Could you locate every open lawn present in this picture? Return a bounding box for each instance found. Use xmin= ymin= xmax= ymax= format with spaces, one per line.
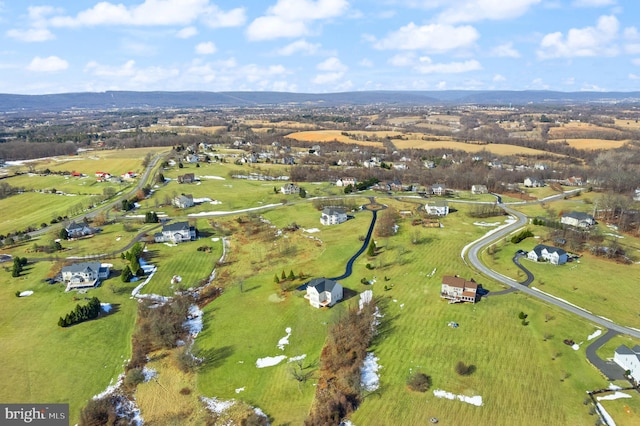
xmin=549 ymin=138 xmax=630 ymax=150
xmin=191 ymin=200 xmax=605 ymax=425
xmin=0 ymin=192 xmax=99 ymax=236
xmin=5 ymin=173 xmax=125 ymax=196
xmin=0 ymin=260 xmax=137 ymax=425
xmin=479 ymin=231 xmax=640 ymax=325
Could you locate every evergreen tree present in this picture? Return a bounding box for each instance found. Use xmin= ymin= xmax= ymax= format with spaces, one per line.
xmin=274 ymin=274 xmax=280 ymax=284
xmin=121 ymin=265 xmax=133 ymax=282
xmin=299 ymin=187 xmax=307 ymax=198
xmin=281 ymin=270 xmax=286 ymax=280
xmin=288 ymin=270 xmax=295 ymax=280
xmin=367 ymin=240 xmax=376 ymax=257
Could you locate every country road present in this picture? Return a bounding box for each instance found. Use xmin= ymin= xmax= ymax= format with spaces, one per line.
xmin=465 ymin=199 xmax=640 ymax=339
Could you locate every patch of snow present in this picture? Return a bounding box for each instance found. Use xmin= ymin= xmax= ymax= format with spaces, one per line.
xmin=164 ymin=242 xmax=177 ymax=247
xmin=184 ymin=305 xmax=203 ymax=338
xmin=400 ymin=303 xmax=405 ymax=309
xmin=209 ymin=200 xmax=222 ymax=205
xmin=461 ymin=216 xmax=518 ymax=262
xmin=142 ymin=367 xmax=157 ymax=382
xmin=433 ymin=389 xmax=483 ymax=406
xmin=597 ymin=392 xmax=632 ymax=401
xmin=200 ymin=175 xmax=226 ymax=180
xmin=604 ymin=233 xmax=624 ymax=239
xmin=93 ymin=374 xmax=124 ymax=400
xmin=572 ymin=343 xmax=580 ymax=350
xmin=596 ymin=403 xmax=617 ymax=426
xmin=304 ymin=228 xmax=320 ymax=233
xmin=235 ymin=387 xmax=245 ymax=394
xmin=588 ymin=329 xmax=602 ymax=340
xmin=277 ymin=327 xmax=292 ymax=350
xmin=256 ymin=355 xmax=287 ymax=368
xmin=361 ymin=352 xmax=381 ymax=392
xmin=101 ymin=303 xmax=112 ymax=313
xmin=359 ymin=290 xmax=373 ymax=311
xmin=19 ymin=291 xmax=33 ymax=297
xmin=201 ymin=396 xmax=235 ymax=414
xmin=193 ymin=197 xmax=211 ymax=203
xmin=473 ymin=221 xmax=500 ymax=227
xmin=211 ymin=237 xmax=220 ymax=241
xmin=609 ymin=383 xmax=623 ymax=390
xmin=101 ymin=263 xmax=113 ymax=268
xmin=288 ymin=354 xmax=307 ymax=363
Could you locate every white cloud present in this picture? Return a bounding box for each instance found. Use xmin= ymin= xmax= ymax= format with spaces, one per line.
xmin=246 ymin=0 xmax=348 ymax=41
xmin=85 ymin=59 xmax=179 ymax=84
xmin=47 ymin=0 xmax=244 ymax=28
xmin=490 ymin=42 xmax=520 ymax=58
xmin=312 ymin=72 xmax=344 ymax=84
xmin=195 ymin=41 xmax=217 ymax=55
xmin=629 ymin=73 xmax=640 ymax=80
xmin=374 ymin=22 xmax=479 ymax=53
xmin=537 ymin=15 xmax=620 ymax=59
xmin=493 ymin=73 xmax=506 ymax=82
xmin=530 ymin=77 xmax=549 ymax=89
xmin=176 ymin=26 xmax=198 ymax=39
xmin=317 ymin=57 xmax=347 ymax=72
xmin=6 ymin=28 xmax=55 ymax=42
xmin=388 ymin=52 xmax=416 ymax=67
xmin=633 ymin=58 xmax=640 ymax=66
xmin=359 ymin=58 xmax=373 ymax=67
xmin=572 ymin=0 xmax=616 ymax=7
xmin=437 ymin=0 xmax=541 ymax=24
xmin=27 ymin=55 xmax=68 ymax=72
xmin=414 ymin=57 xmax=482 ymax=74
xmin=275 ymin=39 xmax=320 ymax=56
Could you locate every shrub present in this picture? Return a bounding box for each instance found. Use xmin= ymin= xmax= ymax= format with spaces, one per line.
xmin=124 ymin=368 xmax=145 ymax=387
xmin=518 ymin=311 xmax=528 ymax=320
xmin=455 ymin=361 xmax=472 ymax=376
xmin=79 ymin=396 xmax=117 ymax=426
xmin=407 ymin=372 xmax=431 ymax=392
xmin=179 ymin=387 xmax=191 ymax=395
xmin=511 ymin=229 xmax=533 ymax=244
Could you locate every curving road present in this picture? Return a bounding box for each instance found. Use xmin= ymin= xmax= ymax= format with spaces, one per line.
xmin=465 ymin=201 xmax=640 ymax=339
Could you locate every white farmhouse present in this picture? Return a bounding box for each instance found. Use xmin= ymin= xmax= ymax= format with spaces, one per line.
xmin=305 ymin=278 xmax=343 ymax=308
xmin=62 ymin=262 xmax=110 ymax=291
xmin=320 ymin=207 xmax=347 ymax=225
xmin=425 ymin=200 xmax=449 ymax=216
xmin=561 ymin=211 xmax=596 ymax=228
xmin=527 ymin=244 xmax=568 ymax=265
xmin=471 ymin=184 xmax=488 ymax=195
xmin=614 ymin=345 xmax=640 ymax=383
xmin=280 ymin=183 xmax=300 ymax=195
xmin=154 ymin=221 xmax=197 ymax=244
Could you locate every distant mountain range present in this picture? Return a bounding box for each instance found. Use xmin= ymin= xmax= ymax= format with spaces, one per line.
xmin=2 ymin=90 xmax=640 ymax=112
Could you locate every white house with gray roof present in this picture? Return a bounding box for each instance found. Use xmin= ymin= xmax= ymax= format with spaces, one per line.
xmin=320 ymin=207 xmax=347 ymax=225
xmin=614 ymin=345 xmax=640 ymax=383
xmin=561 ymin=211 xmax=596 ymax=228
xmin=154 ymin=221 xmax=196 ymax=244
xmin=527 ymin=244 xmax=568 ymax=265
xmin=425 ymin=200 xmax=449 ymax=216
xmin=305 ymin=278 xmax=343 ymax=308
xmin=61 ymin=262 xmax=110 ymax=291
xmin=65 ymin=222 xmax=95 ymax=239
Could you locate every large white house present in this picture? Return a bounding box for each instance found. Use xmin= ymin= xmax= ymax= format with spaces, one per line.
xmin=154 ymin=221 xmax=197 ymax=244
xmin=280 ymin=183 xmax=300 ymax=195
xmin=524 ymin=177 xmax=544 ymax=187
xmin=614 ymin=345 xmax=640 ymax=383
xmin=62 ymin=262 xmax=110 ymax=291
xmin=425 ymin=200 xmax=449 ymax=216
xmin=561 ymin=211 xmax=596 ymax=228
xmin=172 ymin=194 xmax=194 ymax=209
xmin=336 ymin=177 xmax=357 ymax=187
xmin=320 ymin=207 xmax=347 ymax=225
xmin=305 ymin=278 xmax=343 ymax=308
xmin=471 ymin=184 xmax=488 ymax=195
xmin=65 ymin=222 xmax=95 ymax=239
xmin=527 ymin=244 xmax=568 ymax=265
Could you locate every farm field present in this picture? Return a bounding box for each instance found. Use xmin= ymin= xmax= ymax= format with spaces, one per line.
xmin=192 ymin=200 xmax=604 ymax=425
xmin=548 ymin=122 xmax=625 ymax=139
xmin=6 ymin=147 xmax=168 ymax=177
xmin=392 ymin=139 xmax=564 ymax=157
xmin=0 ymin=260 xmax=138 ymax=425
xmin=144 ymin=125 xmax=226 ymax=135
xmin=614 ymin=118 xmax=640 ymax=130
xmin=549 ymin=138 xmax=630 ymax=150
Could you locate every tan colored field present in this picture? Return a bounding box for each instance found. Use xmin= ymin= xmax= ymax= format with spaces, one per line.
xmin=549 ymin=138 xmax=630 ymax=150
xmin=243 ymin=119 xmax=318 ymax=130
xmin=426 ymin=114 xmax=461 ymax=123
xmin=145 ymin=125 xmax=226 ymax=135
xmin=414 ymin=122 xmax=454 ymax=132
xmin=614 ymin=118 xmax=640 ymax=130
xmin=386 ymin=116 xmax=423 ymax=125
xmin=393 ymin=139 xmax=565 ymax=156
xmin=549 ymin=122 xmax=623 ymax=139
xmin=285 ymin=130 xmax=385 ymax=146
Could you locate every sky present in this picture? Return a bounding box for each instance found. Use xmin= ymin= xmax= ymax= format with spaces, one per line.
xmin=1 ymin=0 xmax=640 ymax=94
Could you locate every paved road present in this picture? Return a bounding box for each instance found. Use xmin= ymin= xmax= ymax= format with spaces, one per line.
xmin=585 ymin=329 xmax=626 ymax=381
xmin=466 ymin=201 xmax=640 ymax=340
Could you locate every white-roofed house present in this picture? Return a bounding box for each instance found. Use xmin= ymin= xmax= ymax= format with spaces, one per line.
xmin=614 ymin=345 xmax=640 ymax=383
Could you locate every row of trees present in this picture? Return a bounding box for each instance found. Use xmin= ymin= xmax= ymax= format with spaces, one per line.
xmin=11 ymin=257 xmax=28 ymax=277
xmin=58 ymin=297 xmax=102 ymax=327
xmin=121 ymin=242 xmax=145 ymax=282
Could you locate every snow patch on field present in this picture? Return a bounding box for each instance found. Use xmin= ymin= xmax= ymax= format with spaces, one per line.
xmin=199 ymin=175 xmax=225 ymax=180
xmin=101 ymin=303 xmax=112 ymax=313
xmin=188 ymin=203 xmax=282 ymax=217
xmin=256 ymin=355 xmax=287 ymax=368
xmin=433 ymin=389 xmax=483 ymax=406
xmin=596 ymin=403 xmax=617 ymax=426
xmin=288 ymin=354 xmax=307 ymax=363
xmin=303 ymin=228 xmax=320 ymax=233
xmin=192 ymin=197 xmax=211 ymax=203
xmin=473 ymin=221 xmax=501 ymax=227
xmin=235 ymin=387 xmax=245 ymax=394
xmin=597 ymin=392 xmax=632 ymax=401
xmin=588 ymin=329 xmax=602 ymax=340
xmin=142 ymin=367 xmax=157 ymax=382
xmin=277 ymin=327 xmax=292 ymax=350
xmin=361 ymin=353 xmax=381 ymax=391
xmin=19 ymin=291 xmax=33 ymax=297
xmin=184 ymin=305 xmax=203 ymax=338
xmin=201 ymin=396 xmax=235 ymax=414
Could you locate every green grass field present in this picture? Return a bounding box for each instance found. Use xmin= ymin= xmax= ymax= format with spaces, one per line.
xmin=5 ymin=173 xmax=125 ymax=196
xmin=0 ymin=260 xmax=137 ymax=425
